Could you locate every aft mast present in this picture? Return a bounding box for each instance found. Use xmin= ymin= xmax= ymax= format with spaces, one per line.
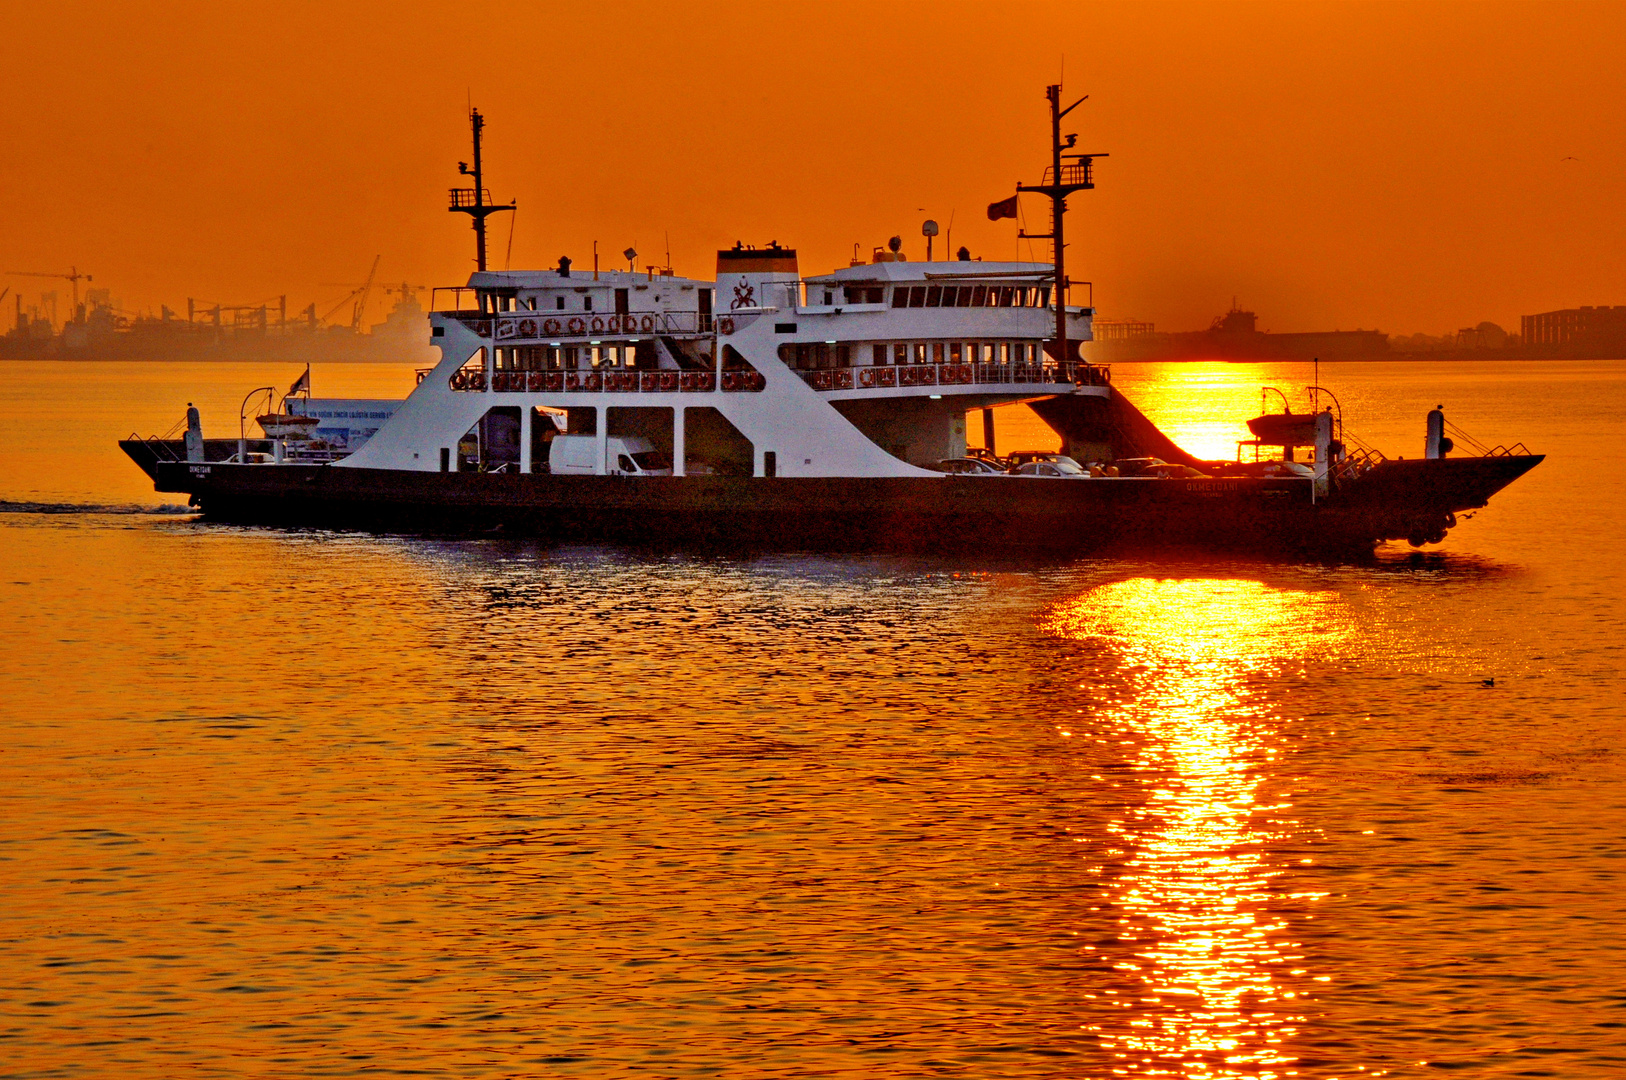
xmin=1016 ymin=85 xmax=1106 ymax=368
xmin=449 ymin=108 xmax=516 ymax=272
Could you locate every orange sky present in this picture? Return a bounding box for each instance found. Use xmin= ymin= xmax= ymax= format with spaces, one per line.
xmin=4 ymin=1 xmax=1625 ymax=335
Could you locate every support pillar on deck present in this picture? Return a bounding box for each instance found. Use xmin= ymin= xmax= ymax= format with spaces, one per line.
xmin=673 ymin=407 xmax=686 ymax=477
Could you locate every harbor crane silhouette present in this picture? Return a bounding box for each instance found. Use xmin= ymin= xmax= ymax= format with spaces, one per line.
xmin=6 ymin=267 xmax=92 ymax=315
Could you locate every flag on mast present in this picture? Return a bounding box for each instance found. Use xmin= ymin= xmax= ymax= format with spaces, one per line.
xmin=986 ymin=195 xmax=1019 ymax=221
xmin=288 ymin=365 xmax=310 ymax=397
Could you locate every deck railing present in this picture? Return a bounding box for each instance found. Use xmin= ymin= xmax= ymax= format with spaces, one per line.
xmin=798 ymin=361 xmax=1109 ymax=390
xmin=447 ymin=361 xmax=1106 ymax=395
xmin=442 ymin=310 xmax=702 ymax=341
xmin=454 ymin=369 xmax=753 ymax=394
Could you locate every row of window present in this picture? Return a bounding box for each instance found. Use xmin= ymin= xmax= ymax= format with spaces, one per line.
xmin=888 ymin=284 xmax=1050 ymax=310
xmin=475 ymin=283 xmax=1043 ymax=315
xmin=480 ymin=287 xmax=712 ymax=315
xmin=777 ymin=341 xmax=1044 ymax=371
xmin=878 ymin=341 xmax=1043 ymax=365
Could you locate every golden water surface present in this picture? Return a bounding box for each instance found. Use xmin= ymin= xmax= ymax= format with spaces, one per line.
xmin=1 ymin=359 xmax=1623 ymax=1078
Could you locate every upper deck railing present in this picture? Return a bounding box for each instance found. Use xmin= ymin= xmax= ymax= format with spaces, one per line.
xmin=434 ymin=356 xmax=1109 ymax=394
xmin=439 ymin=310 xmax=704 ymax=340
xmin=795 ymin=361 xmax=1109 ymax=391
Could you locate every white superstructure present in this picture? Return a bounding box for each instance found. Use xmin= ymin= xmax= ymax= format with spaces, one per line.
xmin=333 ymin=243 xmax=1107 ymax=480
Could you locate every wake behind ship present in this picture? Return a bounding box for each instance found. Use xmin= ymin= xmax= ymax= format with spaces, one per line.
xmin=121 ymin=95 xmax=1541 ymax=554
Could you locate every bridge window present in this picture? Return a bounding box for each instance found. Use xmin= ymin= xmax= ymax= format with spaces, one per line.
xmin=891 ymin=288 xmax=908 ymax=309
xmin=970 ymin=285 xmax=987 ymax=307
xmin=908 ymin=287 xmax=926 ymax=308
xmin=846 ymin=285 xmax=884 ymax=304
xmin=925 ymin=286 xmax=943 ymax=307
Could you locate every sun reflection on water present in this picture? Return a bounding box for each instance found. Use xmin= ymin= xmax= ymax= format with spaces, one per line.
xmin=1045 ymin=578 xmax=1349 ymax=1078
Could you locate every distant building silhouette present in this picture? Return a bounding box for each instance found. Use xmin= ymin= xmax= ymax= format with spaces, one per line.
xmin=1521 ymin=305 xmax=1626 ymax=352
xmin=1088 ymin=301 xmax=1388 ymax=361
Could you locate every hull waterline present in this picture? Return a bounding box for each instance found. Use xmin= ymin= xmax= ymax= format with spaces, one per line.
xmin=135 ymin=452 xmax=1543 ymax=555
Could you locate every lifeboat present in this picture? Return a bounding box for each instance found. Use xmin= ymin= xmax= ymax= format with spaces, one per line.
xmin=1245 ymin=410 xmax=1318 ymax=446
xmin=256 ymin=413 xmax=321 ymax=440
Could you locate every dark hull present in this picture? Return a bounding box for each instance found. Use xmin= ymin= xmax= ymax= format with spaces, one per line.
xmin=128 ymin=446 xmax=1543 ymax=554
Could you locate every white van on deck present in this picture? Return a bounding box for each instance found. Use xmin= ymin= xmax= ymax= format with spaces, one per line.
xmin=548 ymin=435 xmax=673 ymax=476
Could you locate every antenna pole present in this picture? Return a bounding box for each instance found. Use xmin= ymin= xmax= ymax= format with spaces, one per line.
xmin=1016 ymin=85 xmax=1103 ymax=378
xmin=471 ymin=110 xmax=487 ymax=271
xmin=450 ymin=107 xmax=515 ymax=273
xmin=1048 ymin=86 xmax=1067 ymax=371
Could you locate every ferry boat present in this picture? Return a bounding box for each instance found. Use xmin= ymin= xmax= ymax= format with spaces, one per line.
xmin=121 ymin=94 xmax=1542 ymax=553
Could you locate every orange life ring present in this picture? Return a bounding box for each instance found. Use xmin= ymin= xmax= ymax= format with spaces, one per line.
xmin=518 ymin=318 xmax=537 ymax=337
xmin=717 ymin=316 xmax=735 ymax=335
xmin=565 ymin=372 xmax=581 ymax=391
xmin=640 ymin=314 xmax=655 ymax=333
xmin=450 ymin=370 xmax=468 ymax=390
xmin=585 ymin=373 xmax=602 ymax=391
xmin=590 ymin=315 xmax=605 ymax=333
xmin=659 ymin=371 xmax=678 ymax=391
xmin=608 ymin=315 xmax=622 ymax=333
xmin=859 ymin=368 xmax=875 ymax=387
xmin=722 ymin=371 xmax=739 ymax=391
xmin=566 ymin=317 xmax=585 ymax=334
xmin=528 ymin=372 xmax=546 ymax=392
xmin=543 ymin=318 xmax=561 ymax=335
